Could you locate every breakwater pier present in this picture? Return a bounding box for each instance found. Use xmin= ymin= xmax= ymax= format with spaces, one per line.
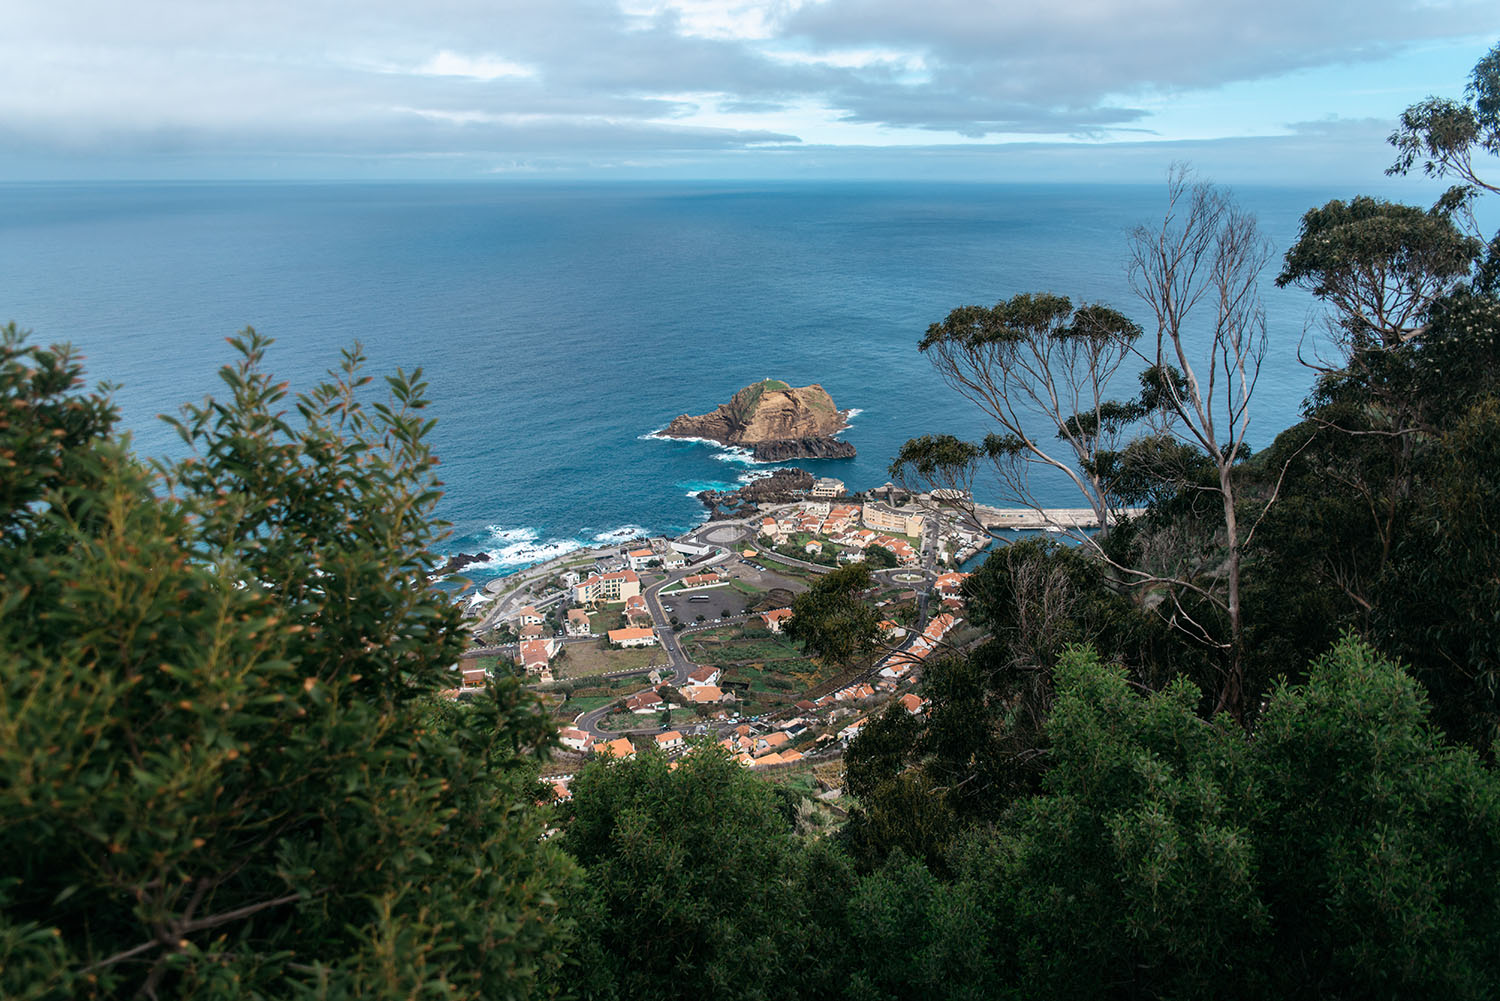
xmin=968 ymin=505 xmax=1147 ymax=531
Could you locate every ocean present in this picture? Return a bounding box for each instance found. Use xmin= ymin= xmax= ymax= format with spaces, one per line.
xmin=1 ymin=180 xmax=1379 ymax=580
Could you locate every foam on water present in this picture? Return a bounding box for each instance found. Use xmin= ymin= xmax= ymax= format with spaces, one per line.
xmin=644 ymin=430 xmax=777 ymax=468
xmin=461 ymin=526 xmax=585 ymax=570
xmin=712 ymin=445 xmax=771 ymax=466
xmin=591 ymin=524 xmax=650 ymax=545
xmin=676 ymin=479 xmax=737 ymax=493
xmin=641 ymin=431 xmax=715 ymax=445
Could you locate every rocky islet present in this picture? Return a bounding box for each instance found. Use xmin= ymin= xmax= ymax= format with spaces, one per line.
xmin=660 ymin=379 xmax=857 ymax=461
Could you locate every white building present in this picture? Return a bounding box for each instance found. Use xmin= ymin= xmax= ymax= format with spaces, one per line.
xmin=565 ymin=608 xmax=592 ymax=636
xmin=862 ymin=504 xmax=925 ymax=538
xmin=685 ymin=665 xmax=722 ymax=687
xmin=607 ymin=627 xmax=658 ymax=649
xmin=573 ymin=569 xmax=642 ymax=605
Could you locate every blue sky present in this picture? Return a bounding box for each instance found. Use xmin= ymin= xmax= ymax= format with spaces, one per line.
xmin=1 ymin=1 xmax=1496 ymax=182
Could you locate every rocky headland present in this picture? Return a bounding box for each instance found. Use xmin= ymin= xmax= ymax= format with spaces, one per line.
xmin=660 ymin=379 xmax=856 ymax=461
xmin=697 ymin=467 xmax=815 ymax=520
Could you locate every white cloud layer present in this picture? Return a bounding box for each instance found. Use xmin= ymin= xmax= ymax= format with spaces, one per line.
xmin=0 ymin=0 xmax=1496 ymax=177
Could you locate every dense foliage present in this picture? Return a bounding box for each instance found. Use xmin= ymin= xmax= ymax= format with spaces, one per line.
xmin=0 ymin=327 xmax=576 ymax=1000
xmin=566 ymin=641 xmax=1500 ymax=1001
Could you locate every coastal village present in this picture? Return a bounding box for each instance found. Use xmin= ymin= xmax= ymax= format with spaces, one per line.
xmin=443 ymin=377 xmax=1104 ymax=807
xmin=451 ymin=477 xmax=993 ymax=804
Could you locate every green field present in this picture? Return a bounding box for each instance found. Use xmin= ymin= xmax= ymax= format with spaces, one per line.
xmin=588 ymin=606 xmax=624 ymax=635
xmin=598 ymin=710 xmax=670 ymax=732
xmin=685 ymin=632 xmax=803 ymax=666
xmin=754 ymin=554 xmax=818 ymax=578
xmin=723 ymin=659 xmax=816 ymax=694
xmin=560 ymin=694 xmax=615 ymax=716
xmin=459 ymin=654 xmax=501 ymax=673
xmin=554 ymin=641 xmax=661 ymax=678
xmin=682 ymin=624 xmax=826 ymax=698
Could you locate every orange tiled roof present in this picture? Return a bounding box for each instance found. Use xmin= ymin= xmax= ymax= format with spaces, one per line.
xmin=593 ymin=737 xmax=635 ymax=758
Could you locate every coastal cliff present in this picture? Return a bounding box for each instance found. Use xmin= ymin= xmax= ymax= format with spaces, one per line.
xmin=661 ymin=379 xmax=856 ymax=461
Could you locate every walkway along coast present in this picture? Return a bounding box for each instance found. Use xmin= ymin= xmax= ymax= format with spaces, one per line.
xmin=970 ymin=505 xmax=1147 ymax=530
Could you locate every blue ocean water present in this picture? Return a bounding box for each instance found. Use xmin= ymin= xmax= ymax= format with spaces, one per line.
xmin=2 ymin=181 xmax=1363 ymax=579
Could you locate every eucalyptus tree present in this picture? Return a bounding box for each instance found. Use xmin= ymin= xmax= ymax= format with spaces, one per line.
xmin=1276 ymin=196 xmax=1481 ymax=350
xmin=895 ymin=293 xmax=1144 ymax=536
xmin=1388 ymin=40 xmax=1500 ymax=200
xmin=1387 ymin=39 xmax=1500 ymax=297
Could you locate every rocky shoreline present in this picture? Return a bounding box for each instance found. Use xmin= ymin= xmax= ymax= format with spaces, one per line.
xmin=696 ymin=467 xmax=815 ymax=520
xmin=430 ymin=551 xmax=494 ymax=578
xmin=748 ymin=436 xmax=857 ymax=461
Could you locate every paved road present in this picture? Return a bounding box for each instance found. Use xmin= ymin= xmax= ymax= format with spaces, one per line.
xmin=571 ymin=544 xmax=753 ymax=736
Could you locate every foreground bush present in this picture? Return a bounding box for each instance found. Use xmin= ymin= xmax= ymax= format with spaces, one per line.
xmin=0 ymin=326 xmax=576 ymax=1000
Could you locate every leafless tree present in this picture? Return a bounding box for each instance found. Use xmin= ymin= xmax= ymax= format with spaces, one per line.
xmin=1124 ymin=164 xmax=1274 ymax=722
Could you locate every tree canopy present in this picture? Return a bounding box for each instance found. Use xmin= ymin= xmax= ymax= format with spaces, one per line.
xmin=0 ymin=326 xmax=577 ymax=1001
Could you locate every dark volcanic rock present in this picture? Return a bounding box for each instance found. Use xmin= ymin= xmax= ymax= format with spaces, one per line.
xmin=696 ymin=467 xmax=815 ymax=520
xmin=432 ymin=552 xmax=492 ymax=577
xmin=740 ymin=467 xmax=814 ymax=498
xmin=749 ymin=437 xmax=857 ymax=462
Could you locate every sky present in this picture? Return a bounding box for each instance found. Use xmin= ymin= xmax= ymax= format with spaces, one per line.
xmin=1 ymin=0 xmax=1498 ymax=182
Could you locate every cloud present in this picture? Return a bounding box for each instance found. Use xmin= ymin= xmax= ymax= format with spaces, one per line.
xmin=1282 ymin=115 xmax=1391 ymax=137
xmin=774 ymin=0 xmax=1500 ymax=134
xmin=411 ymin=51 xmax=535 ymax=81
xmin=620 ymin=0 xmax=829 ymax=40
xmin=0 ymin=0 xmax=1496 ymax=175
xmin=761 ymin=45 xmax=926 ymax=73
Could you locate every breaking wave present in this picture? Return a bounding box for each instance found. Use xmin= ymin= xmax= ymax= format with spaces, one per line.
xmin=456 ymin=527 xmax=585 ymax=572
xmin=591 ymin=525 xmax=650 ymax=545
